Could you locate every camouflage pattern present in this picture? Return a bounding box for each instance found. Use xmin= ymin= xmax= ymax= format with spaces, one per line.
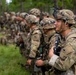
xmin=10 ymin=12 xmax=15 ymax=16
xmin=16 ymin=12 xmax=20 ymax=16
xmin=56 ymin=9 xmax=75 ymax=24
xmin=24 ymin=32 xmax=31 ymax=57
xmin=25 ymin=14 xmax=42 ymax=75
xmin=25 ymin=14 xmax=39 ymax=24
xmin=43 ymin=31 xmax=56 ymax=75
xmin=29 ymin=26 xmax=42 ymax=58
xmin=42 ymin=11 xmax=50 ymax=18
xmin=14 ymin=31 xmax=28 ymax=58
xmin=48 ymin=9 xmax=76 ymax=75
xmin=1 ymin=9 xmax=76 ymax=75
xmin=28 ymin=26 xmax=44 ymax=75
xmin=40 ymin=18 xmax=56 ymax=29
xmin=72 ymin=15 xmax=76 ymax=28
xmin=20 ymin=12 xmax=28 ymax=19
xmin=29 ymin=8 xmax=41 ymax=17
xmin=49 ymin=28 xmax=76 ymax=75
xmin=38 ymin=17 xmax=57 ymax=75
xmin=4 ymin=12 xmax=10 ymax=22
xmin=10 ymin=15 xmax=16 ymax=23
xmin=74 ymin=15 xmax=76 ymax=21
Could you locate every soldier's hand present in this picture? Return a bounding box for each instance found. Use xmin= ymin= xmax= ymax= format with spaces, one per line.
xmin=35 ymin=60 xmax=44 ymax=66
xmin=26 ymin=59 xmax=32 ymax=65
xmin=48 ymin=46 xmax=54 ymax=58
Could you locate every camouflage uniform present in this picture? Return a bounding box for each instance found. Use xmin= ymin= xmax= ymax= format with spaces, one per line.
xmin=42 ymin=11 xmax=50 ymax=19
xmin=19 ymin=12 xmax=28 ymax=32
xmin=26 ymin=15 xmax=43 ymax=75
xmin=2 ymin=12 xmax=10 ymax=30
xmin=29 ymin=8 xmax=41 ymax=22
xmin=49 ymin=9 xmax=76 ymax=75
xmin=29 ymin=8 xmax=41 ymax=17
xmin=14 ymin=12 xmax=29 ymax=58
xmin=9 ymin=12 xmax=16 ymax=24
xmin=39 ymin=17 xmax=57 ymax=75
xmin=40 ymin=17 xmax=56 ymax=48
xmin=71 ymin=15 xmax=76 ymax=28
xmin=29 ymin=27 xmax=42 ymax=58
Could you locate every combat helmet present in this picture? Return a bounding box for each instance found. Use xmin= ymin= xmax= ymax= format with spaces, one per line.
xmin=42 ymin=11 xmax=49 ymax=17
xmin=4 ymin=12 xmax=10 ymax=17
xmin=40 ymin=18 xmax=56 ymax=29
xmin=16 ymin=12 xmax=20 ymax=16
xmin=10 ymin=12 xmax=15 ymax=16
xmin=20 ymin=12 xmax=28 ymax=18
xmin=29 ymin=8 xmax=41 ymax=17
xmin=25 ymin=14 xmax=39 ymax=24
xmin=55 ymin=9 xmax=75 ymax=24
xmin=74 ymin=15 xmax=76 ymax=21
xmin=4 ymin=12 xmax=8 ymax=15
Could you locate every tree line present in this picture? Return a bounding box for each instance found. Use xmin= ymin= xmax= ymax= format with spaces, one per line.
xmin=0 ymin=0 xmax=76 ymax=14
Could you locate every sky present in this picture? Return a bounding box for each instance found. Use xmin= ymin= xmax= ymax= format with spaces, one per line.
xmin=6 ymin=0 xmax=12 ymax=3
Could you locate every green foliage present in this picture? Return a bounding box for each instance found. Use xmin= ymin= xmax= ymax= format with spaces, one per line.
xmin=0 ymin=45 xmax=30 ymax=75
xmin=0 ymin=0 xmax=6 ymax=14
xmin=1 ymin=0 xmax=76 ymax=13
xmin=8 ymin=0 xmax=75 ymax=12
xmin=63 ymin=0 xmax=73 ymax=9
xmin=8 ymin=0 xmax=54 ymax=12
xmin=58 ymin=0 xmax=63 ymax=8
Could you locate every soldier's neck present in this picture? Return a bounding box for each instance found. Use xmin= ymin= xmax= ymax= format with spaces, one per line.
xmin=61 ymin=29 xmax=71 ymax=38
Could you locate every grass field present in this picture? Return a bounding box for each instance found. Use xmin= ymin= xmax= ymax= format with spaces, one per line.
xmin=0 ymin=44 xmax=30 ymax=75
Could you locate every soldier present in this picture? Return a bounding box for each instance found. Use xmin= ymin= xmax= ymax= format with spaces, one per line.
xmin=9 ymin=12 xmax=16 ymax=24
xmin=25 ymin=14 xmax=43 ymax=75
xmin=14 ymin=12 xmax=30 ymax=57
xmin=47 ymin=9 xmax=76 ymax=75
xmin=35 ymin=17 xmax=57 ymax=75
xmin=4 ymin=12 xmax=10 ymax=21
xmin=40 ymin=17 xmax=56 ymax=49
xmin=29 ymin=8 xmax=41 ymax=22
xmin=3 ymin=12 xmax=10 ymax=29
xmin=7 ymin=12 xmax=16 ymax=36
xmin=42 ymin=11 xmax=50 ymax=19
xmin=19 ymin=12 xmax=28 ymax=32
xmin=20 ymin=12 xmax=28 ymax=19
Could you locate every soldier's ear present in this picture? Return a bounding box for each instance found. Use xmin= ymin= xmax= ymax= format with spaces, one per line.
xmin=65 ymin=22 xmax=69 ymax=27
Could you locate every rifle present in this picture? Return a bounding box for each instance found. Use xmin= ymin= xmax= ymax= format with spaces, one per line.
xmin=54 ymin=33 xmax=61 ymax=56
xmin=35 ymin=42 xmax=50 ymax=75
